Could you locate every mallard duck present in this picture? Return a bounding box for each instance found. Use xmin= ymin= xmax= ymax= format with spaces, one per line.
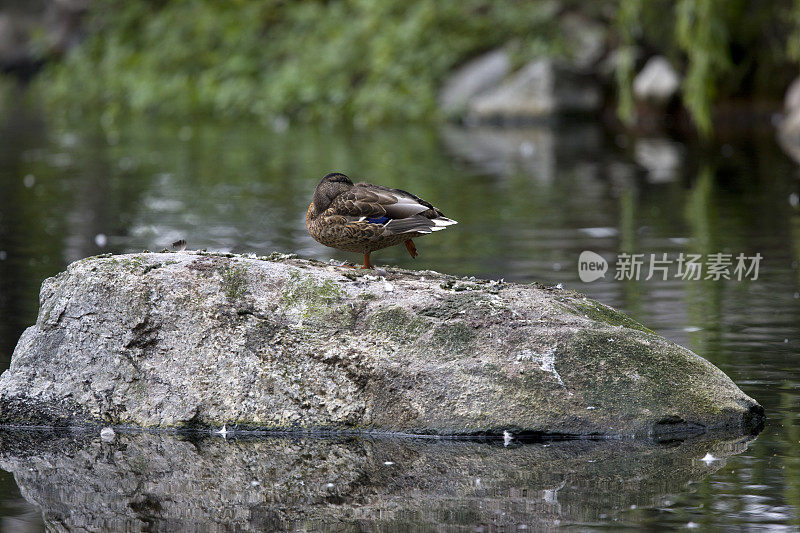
xmin=306 ymin=172 xmax=457 ymax=269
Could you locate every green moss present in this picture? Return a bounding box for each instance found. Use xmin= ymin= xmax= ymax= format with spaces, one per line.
xmin=75 ymin=253 xmax=112 ymax=266
xmin=368 ymin=306 xmax=427 ymax=343
xmin=439 ymin=279 xmax=484 ymax=292
xmin=123 ymin=255 xmax=146 ymax=271
xmin=431 ymin=321 xmax=475 ymax=357
xmin=281 ymin=270 xmax=347 ymax=326
xmin=263 ymin=252 xmax=299 ymax=262
xmin=221 ymin=265 xmax=248 ymax=301
xmin=128 ymin=380 xmax=147 ymax=404
xmin=282 ymin=270 xmax=343 ymax=306
xmin=93 ymin=254 xmax=179 ymax=275
xmin=419 ymin=292 xmax=491 ymax=320
xmin=341 ymin=270 xmax=365 ymax=281
xmin=571 ymin=299 xmax=654 ymax=334
xmin=561 ymin=329 xmax=723 ymax=418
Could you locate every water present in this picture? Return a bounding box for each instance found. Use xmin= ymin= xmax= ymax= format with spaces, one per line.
xmin=0 ymin=102 xmax=798 ymax=530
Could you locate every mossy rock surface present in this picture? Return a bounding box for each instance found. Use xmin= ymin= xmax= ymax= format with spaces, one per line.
xmin=0 ymin=252 xmax=763 ymax=438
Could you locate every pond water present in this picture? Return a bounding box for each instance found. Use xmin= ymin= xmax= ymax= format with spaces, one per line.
xmin=0 ymin=101 xmax=798 ymax=530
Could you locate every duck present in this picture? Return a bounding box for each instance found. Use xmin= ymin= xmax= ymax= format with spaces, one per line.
xmin=306 ymin=172 xmax=457 ymax=269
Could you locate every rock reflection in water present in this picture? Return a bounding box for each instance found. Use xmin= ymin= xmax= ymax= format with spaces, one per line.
xmin=0 ymin=430 xmax=754 ymax=530
xmin=441 ymin=123 xmax=603 ymax=182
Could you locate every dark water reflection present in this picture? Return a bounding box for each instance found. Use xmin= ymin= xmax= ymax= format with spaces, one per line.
xmin=0 ymin=431 xmax=756 ymax=531
xmin=0 ymin=104 xmax=799 ymax=529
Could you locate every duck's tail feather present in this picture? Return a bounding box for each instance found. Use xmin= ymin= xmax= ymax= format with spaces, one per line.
xmin=385 ymin=215 xmax=458 ymax=235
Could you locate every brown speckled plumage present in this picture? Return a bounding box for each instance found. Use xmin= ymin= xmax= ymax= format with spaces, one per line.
xmin=306 ymin=172 xmax=457 ymax=268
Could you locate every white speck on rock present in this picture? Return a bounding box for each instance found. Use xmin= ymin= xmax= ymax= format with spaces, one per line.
xmin=515 ymin=348 xmax=564 ymax=386
xmin=503 ymin=430 xmax=513 ymax=446
xmin=100 ymin=427 xmax=115 ymax=441
xmin=383 ymin=461 xmax=395 ymax=466
xmin=215 ymin=425 xmax=229 ymax=438
xmin=700 ymin=453 xmax=717 ymax=465
xmin=586 ymin=406 xmax=596 ymax=410
xmin=542 ymin=478 xmax=566 ymax=504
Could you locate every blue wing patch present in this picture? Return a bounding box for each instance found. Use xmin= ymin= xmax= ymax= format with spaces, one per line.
xmin=366 ymin=216 xmax=391 ymax=224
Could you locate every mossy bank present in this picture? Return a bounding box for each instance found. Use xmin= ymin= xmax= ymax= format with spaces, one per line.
xmin=0 ymin=252 xmax=763 ymax=438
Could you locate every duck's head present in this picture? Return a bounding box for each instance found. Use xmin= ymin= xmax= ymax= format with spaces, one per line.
xmin=311 ymin=172 xmax=353 ymax=214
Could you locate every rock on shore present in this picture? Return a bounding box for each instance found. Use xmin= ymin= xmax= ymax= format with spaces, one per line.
xmin=0 ymin=252 xmax=763 ymax=437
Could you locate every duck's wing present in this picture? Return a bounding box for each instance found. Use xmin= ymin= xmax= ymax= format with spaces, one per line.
xmin=327 ymin=183 xmax=457 ymax=235
xmin=328 ymin=184 xmax=425 ymax=217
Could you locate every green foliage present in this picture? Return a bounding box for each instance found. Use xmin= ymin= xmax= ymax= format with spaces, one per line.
xmin=788 ymin=0 xmax=800 ymax=62
xmin=34 ymin=0 xmax=558 ymax=128
xmin=614 ymin=0 xmax=796 ymax=136
xmin=675 ymin=0 xmax=730 ymax=137
xmin=614 ymin=0 xmax=642 ymax=126
xmin=0 ymin=75 xmax=16 ymax=115
xmin=27 ymin=0 xmax=800 ymax=135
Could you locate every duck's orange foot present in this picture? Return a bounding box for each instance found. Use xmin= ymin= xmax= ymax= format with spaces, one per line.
xmin=405 ymin=239 xmax=418 ymax=259
xmin=361 ymin=253 xmax=373 ymax=269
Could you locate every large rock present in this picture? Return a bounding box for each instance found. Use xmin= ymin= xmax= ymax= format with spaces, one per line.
xmin=777 ymin=113 xmax=800 ymax=164
xmin=560 ymin=12 xmax=607 ymax=70
xmin=0 ymin=430 xmax=755 ymax=530
xmin=438 ymin=12 xmax=606 ymax=121
xmin=778 ymin=76 xmax=800 ymax=164
xmin=438 ymin=49 xmax=510 ymax=117
xmin=784 ymin=76 xmax=800 ymax=114
xmin=0 ymin=1 xmax=86 ymax=75
xmin=468 ymin=59 xmax=602 ymax=122
xmin=0 ymin=13 xmax=28 ymax=67
xmin=0 ymin=252 xmax=763 ymax=437
xmin=633 ymin=56 xmax=681 ymax=105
